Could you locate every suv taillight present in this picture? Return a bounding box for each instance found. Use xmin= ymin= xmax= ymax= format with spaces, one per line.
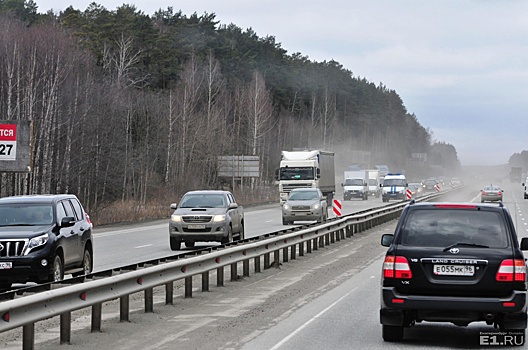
xmin=383 ymin=256 xmax=412 ymax=279
xmin=496 ymin=259 xmax=526 ymax=282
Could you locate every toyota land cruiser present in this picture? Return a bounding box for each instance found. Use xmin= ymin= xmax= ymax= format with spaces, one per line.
xmin=380 ymin=201 xmax=528 ymax=342
xmin=0 ymin=194 xmax=94 ymax=291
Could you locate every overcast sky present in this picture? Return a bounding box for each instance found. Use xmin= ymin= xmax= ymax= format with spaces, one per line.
xmin=35 ymin=0 xmax=528 ymax=166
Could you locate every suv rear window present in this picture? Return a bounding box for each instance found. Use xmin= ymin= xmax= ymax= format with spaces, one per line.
xmin=400 ymin=208 xmax=508 ymax=248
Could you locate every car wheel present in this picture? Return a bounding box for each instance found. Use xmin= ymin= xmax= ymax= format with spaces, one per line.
xmin=73 ymin=248 xmax=93 ymax=277
xmin=382 ymin=325 xmax=404 ymax=341
xmin=184 ymin=241 xmax=195 ymax=248
xmin=238 ymin=224 xmax=245 ymax=240
xmin=48 ymin=255 xmax=64 ymax=283
xmin=170 ymin=237 xmax=181 ymax=250
xmin=221 ymin=227 xmax=233 ymax=244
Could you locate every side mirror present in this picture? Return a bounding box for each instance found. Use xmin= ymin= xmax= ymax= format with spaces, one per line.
xmin=229 ymin=202 xmax=238 ymax=209
xmin=381 ymin=234 xmax=394 ymax=247
xmin=520 ymin=237 xmax=528 ymax=251
xmin=60 ymin=216 xmax=76 ymax=228
xmin=170 ymin=203 xmax=177 ymax=209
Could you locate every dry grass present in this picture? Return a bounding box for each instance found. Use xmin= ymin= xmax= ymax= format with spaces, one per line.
xmin=90 ymin=186 xmax=278 ymax=227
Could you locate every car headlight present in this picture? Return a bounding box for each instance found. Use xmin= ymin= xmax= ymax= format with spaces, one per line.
xmin=171 ymin=215 xmax=182 ymax=223
xmin=213 ymin=214 xmax=226 ymax=222
xmin=283 ymin=203 xmax=291 ymax=210
xmin=25 ymin=233 xmax=49 ymax=254
xmin=312 ymin=203 xmax=321 ymax=210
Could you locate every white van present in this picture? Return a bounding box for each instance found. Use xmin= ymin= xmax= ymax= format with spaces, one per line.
xmin=523 ymin=177 xmax=528 ymax=199
xmin=380 ymin=173 xmax=408 ymax=202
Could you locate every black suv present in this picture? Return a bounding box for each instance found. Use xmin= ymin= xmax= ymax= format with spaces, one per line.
xmin=0 ymin=194 xmax=93 ymax=291
xmin=380 ymin=201 xmax=528 ymax=342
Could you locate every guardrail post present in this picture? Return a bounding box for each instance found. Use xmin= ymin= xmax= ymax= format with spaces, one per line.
xmin=120 ymin=295 xmax=129 ymax=322
xmin=217 ymin=266 xmax=224 ymax=286
xmin=264 ymin=252 xmax=270 ymax=269
xmin=291 ymin=244 xmax=296 ymax=260
xmin=60 ymin=312 xmax=71 ymax=344
xmin=330 ymin=231 xmax=335 ymax=244
xmin=299 ymin=242 xmax=305 ymax=256
xmin=185 ymin=276 xmax=193 ymax=298
xmin=202 ymin=271 xmax=209 ymax=292
xmin=92 ymin=303 xmax=102 ymax=332
xmin=22 ymin=323 xmax=34 ymax=350
xmin=165 ymin=282 xmax=174 ymax=304
xmin=145 ymin=288 xmax=154 ymax=312
xmin=312 ymin=237 xmax=318 ymax=251
xmin=282 ymin=247 xmax=289 ymax=263
xmin=243 ymin=259 xmax=250 ymax=277
xmin=319 ymin=236 xmax=325 ymax=248
xmin=231 ymin=262 xmax=238 ymax=281
xmin=254 ymin=256 xmax=261 ymax=273
xmin=274 ymin=250 xmax=280 ymax=265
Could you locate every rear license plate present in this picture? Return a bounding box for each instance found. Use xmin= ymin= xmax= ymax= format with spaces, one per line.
xmin=187 ymin=224 xmax=206 ymax=229
xmin=0 ymin=262 xmax=13 ymax=270
xmin=434 ymin=264 xmax=474 ymax=276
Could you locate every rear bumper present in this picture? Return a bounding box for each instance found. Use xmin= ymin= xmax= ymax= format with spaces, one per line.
xmin=380 ymin=287 xmax=527 ymax=328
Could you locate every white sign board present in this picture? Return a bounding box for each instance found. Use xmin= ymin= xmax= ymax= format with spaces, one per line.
xmin=0 ymin=124 xmax=17 ymax=161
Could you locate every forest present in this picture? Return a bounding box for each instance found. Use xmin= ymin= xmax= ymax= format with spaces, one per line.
xmin=0 ymin=0 xmax=461 ymax=225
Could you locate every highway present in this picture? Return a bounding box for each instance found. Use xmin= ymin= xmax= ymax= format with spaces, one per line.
xmin=1 ymin=179 xmax=527 ymax=349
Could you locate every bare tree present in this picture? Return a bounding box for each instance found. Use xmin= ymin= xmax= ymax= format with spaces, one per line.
xmin=243 ymin=71 xmax=275 ymax=156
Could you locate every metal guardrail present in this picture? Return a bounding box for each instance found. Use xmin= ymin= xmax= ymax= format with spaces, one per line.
xmin=0 ymin=191 xmax=449 ymax=349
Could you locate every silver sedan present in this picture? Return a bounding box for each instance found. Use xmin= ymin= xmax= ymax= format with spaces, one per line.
xmin=480 ymin=185 xmax=503 ymax=202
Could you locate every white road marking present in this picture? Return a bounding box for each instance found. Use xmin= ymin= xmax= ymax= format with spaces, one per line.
xmin=269 ymin=287 xmax=358 ymax=350
xmin=135 ymin=244 xmax=153 ymax=249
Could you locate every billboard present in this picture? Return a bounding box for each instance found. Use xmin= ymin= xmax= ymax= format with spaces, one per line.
xmin=0 ymin=120 xmax=32 ymax=173
xmin=217 ymin=155 xmax=260 ymax=178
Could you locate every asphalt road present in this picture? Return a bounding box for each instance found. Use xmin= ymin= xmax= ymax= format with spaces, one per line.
xmin=1 ymin=179 xmax=526 ymax=350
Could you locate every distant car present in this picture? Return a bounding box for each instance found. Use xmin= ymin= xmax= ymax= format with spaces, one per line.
xmin=422 ymin=178 xmax=438 ymax=192
xmin=450 ymin=178 xmax=462 ymax=187
xmin=481 ymin=185 xmax=503 ymax=202
xmin=0 ymin=194 xmax=94 ymax=291
xmin=380 ymin=201 xmax=528 ymax=342
xmin=282 ymin=188 xmax=328 ymax=225
xmin=407 ymin=183 xmax=423 ymax=197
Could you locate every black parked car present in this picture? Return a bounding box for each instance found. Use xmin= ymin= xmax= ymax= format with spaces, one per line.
xmin=0 ymin=194 xmax=94 ymax=291
xmin=380 ymin=201 xmax=527 ymax=342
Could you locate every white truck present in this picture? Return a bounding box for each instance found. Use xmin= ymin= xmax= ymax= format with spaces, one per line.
xmin=342 ymin=170 xmax=368 ymax=200
xmin=275 ymin=150 xmax=336 ymax=205
xmin=366 ymin=169 xmax=381 ymax=198
xmin=380 ymin=173 xmax=408 ymax=202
